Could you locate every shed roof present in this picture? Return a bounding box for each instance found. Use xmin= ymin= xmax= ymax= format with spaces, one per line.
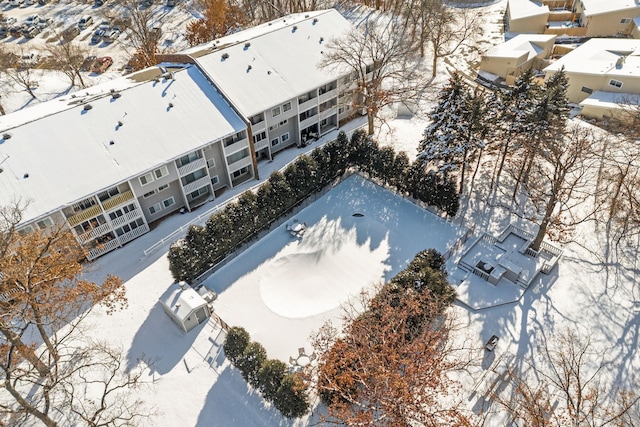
xmin=160 ymin=283 xmax=209 ymax=321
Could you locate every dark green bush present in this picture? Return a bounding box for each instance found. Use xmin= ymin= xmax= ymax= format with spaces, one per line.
xmin=223 ymin=326 xmax=250 ymax=365
xmin=273 ymin=373 xmax=310 ymax=418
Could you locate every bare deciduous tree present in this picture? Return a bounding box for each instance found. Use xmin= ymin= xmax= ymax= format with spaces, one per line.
xmin=320 ymin=18 xmax=424 ymax=135
xmin=0 ymin=204 xmax=153 ymax=426
xmin=45 ymin=40 xmax=90 ymax=89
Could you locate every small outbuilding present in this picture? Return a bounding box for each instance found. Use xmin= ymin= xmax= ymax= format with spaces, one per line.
xmin=160 ymin=282 xmax=212 ymax=333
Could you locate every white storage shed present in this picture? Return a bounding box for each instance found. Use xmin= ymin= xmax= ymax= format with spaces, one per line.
xmin=160 ymin=282 xmax=212 ymax=333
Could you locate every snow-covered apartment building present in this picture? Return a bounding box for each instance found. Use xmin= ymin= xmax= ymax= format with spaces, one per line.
xmin=0 ymin=9 xmax=362 ymax=260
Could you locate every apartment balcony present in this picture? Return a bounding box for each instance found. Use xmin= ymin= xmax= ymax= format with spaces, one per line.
xmin=77 ymin=222 xmax=113 ymax=244
xmin=182 ymin=176 xmax=210 ymax=194
xmin=110 ymin=208 xmax=143 ymax=228
xmin=319 ymin=88 xmax=338 ymax=104
xmin=298 ymin=97 xmax=318 ymax=112
xmin=86 ymin=239 xmax=120 ymax=261
xmin=300 ymin=115 xmax=319 ymax=129
xmin=118 ymin=223 xmax=150 ymax=245
xmin=223 ymin=138 xmax=250 ymax=155
xmin=251 ymin=120 xmax=266 ymax=133
xmin=102 ymin=190 xmax=134 ymax=211
xmin=67 ymin=205 xmax=103 ymax=227
xmin=227 ymin=156 xmax=253 ymax=173
xmin=178 ymin=157 xmax=207 ymax=177
xmin=254 ymin=138 xmax=270 ymax=151
xmin=319 ymin=107 xmax=337 ymax=121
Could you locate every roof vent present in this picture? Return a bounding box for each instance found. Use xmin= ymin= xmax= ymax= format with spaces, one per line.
xmin=221 ymin=52 xmax=229 ymax=60
xmin=319 ymin=37 xmax=324 ymax=43
xmin=109 ymin=140 xmax=115 ymax=145
xmin=616 ymin=56 xmax=625 ymax=68
xmin=313 ymin=18 xmax=318 ymax=24
xmin=244 ymin=42 xmax=250 ymax=49
xmin=83 ymin=104 xmax=93 ymax=111
xmin=292 ymin=25 xmax=298 ymax=32
xmin=267 ymin=70 xmax=271 ymax=75
xmin=305 ymin=14 xmax=309 ymax=18
xmin=168 ymin=102 xmax=174 ymax=109
xmin=111 ymin=92 xmax=121 ymax=99
xmin=247 ymin=65 xmax=252 ymax=72
xmin=117 ymin=121 xmax=123 ymax=127
xmin=23 ymin=173 xmax=29 ymax=179
xmin=2 ymin=133 xmax=11 ymax=140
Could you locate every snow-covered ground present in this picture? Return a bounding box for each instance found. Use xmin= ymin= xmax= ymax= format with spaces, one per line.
xmin=10 ymin=2 xmax=639 ymax=426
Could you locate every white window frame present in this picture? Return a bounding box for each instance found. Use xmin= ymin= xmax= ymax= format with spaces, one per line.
xmin=620 ymin=18 xmax=632 ymax=24
xmin=162 ymin=197 xmax=175 ymax=208
xmin=207 ymin=158 xmax=215 ymax=168
xmin=158 ymin=183 xmax=170 ymax=192
xmin=609 ymin=79 xmax=623 ymax=88
xmin=269 ymin=123 xmax=279 ymax=131
xmin=211 ymin=175 xmax=219 ymax=185
xmin=36 ymin=217 xmax=53 ymax=229
xmin=139 ymin=172 xmax=154 ymax=186
xmin=18 ymin=225 xmax=34 ymax=235
xmin=154 ymin=165 xmax=169 ymax=179
xmin=270 ymin=137 xmax=280 ymax=147
xmin=281 ymin=132 xmax=290 ymax=143
xmin=148 ymin=203 xmax=162 ymax=215
xmin=272 ymin=106 xmax=281 ymax=117
xmin=143 ymin=189 xmax=156 ymax=198
xmin=279 ymin=119 xmax=288 ymax=126
xmin=282 ymin=101 xmax=292 ymax=112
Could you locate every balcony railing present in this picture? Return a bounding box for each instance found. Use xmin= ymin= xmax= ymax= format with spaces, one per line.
xmin=178 ymin=157 xmax=206 ymax=177
xmin=77 ymin=222 xmax=113 ymax=244
xmin=102 ymin=190 xmax=134 ymax=211
xmin=118 ymin=223 xmax=150 ymax=245
xmin=67 ymin=205 xmax=103 ymax=227
xmin=86 ymin=239 xmax=120 ymax=261
xmin=300 ymin=115 xmax=318 ymax=129
xmin=182 ymin=176 xmax=210 ymax=194
xmin=298 ymin=97 xmax=317 ymax=112
xmin=254 ymin=138 xmax=269 ymax=151
xmin=319 ymin=88 xmax=338 ymax=104
xmin=223 ymin=138 xmax=249 ymax=155
xmin=227 ymin=156 xmax=253 ymax=173
xmin=110 ymin=208 xmax=143 ymax=228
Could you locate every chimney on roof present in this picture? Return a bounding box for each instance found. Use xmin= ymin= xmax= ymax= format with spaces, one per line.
xmin=292 ymin=25 xmax=298 ymax=32
xmin=313 ymin=18 xmax=318 ymax=24
xmin=244 ymin=42 xmax=250 ymax=50
xmin=221 ymin=52 xmax=229 ymax=60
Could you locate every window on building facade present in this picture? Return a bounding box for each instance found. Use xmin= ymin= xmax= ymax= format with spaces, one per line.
xmin=271 ymin=137 xmax=279 ymax=147
xmin=162 ymin=197 xmax=175 ymax=208
xmin=139 ymin=172 xmax=154 ymax=186
xmin=211 ymin=175 xmax=219 ymax=185
xmin=154 ymin=166 xmax=169 ymax=179
xmin=18 ymin=225 xmax=34 ymax=235
xmin=188 ymin=187 xmax=207 ymax=200
xmin=143 ymin=190 xmax=156 ymax=198
xmin=272 ymin=106 xmax=281 ymax=117
xmin=609 ymin=79 xmax=623 ymax=88
xmin=269 ymin=123 xmax=279 ymax=131
xmin=72 ymin=198 xmax=96 ymax=212
xmin=281 ymin=132 xmax=290 ymax=143
xmin=279 ymin=119 xmax=288 ymax=126
xmin=232 ymin=166 xmax=249 ymax=179
xmin=620 ymin=18 xmax=632 ymax=24
xmin=149 ymin=203 xmax=162 ymax=215
xmin=158 ymin=184 xmax=169 ymax=192
xmin=98 ymin=186 xmax=120 ymax=202
xmin=36 ymin=217 xmax=54 ymax=230
xmin=581 ymin=86 xmax=593 ymax=94
xmin=283 ymin=101 xmax=292 ymax=112
xmin=250 ymin=113 xmax=264 ymax=125
xmin=177 ymin=151 xmax=200 ymax=168
xmin=207 ymin=158 xmax=215 ymax=168
xmin=253 ymin=131 xmax=266 ymax=143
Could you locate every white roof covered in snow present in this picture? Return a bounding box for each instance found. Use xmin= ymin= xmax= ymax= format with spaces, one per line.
xmin=0 ymin=65 xmax=246 ymax=224
xmin=544 ymin=38 xmax=640 ymax=77
xmin=160 ymin=283 xmax=208 ymax=321
xmin=186 ymin=9 xmax=353 ymax=117
xmin=581 ymin=0 xmax=640 ymax=16
xmin=484 ymin=34 xmax=556 ymax=60
xmin=507 ymin=0 xmax=549 ymax=20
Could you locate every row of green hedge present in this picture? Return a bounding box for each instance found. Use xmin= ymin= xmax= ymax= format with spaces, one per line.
xmin=168 ymin=130 xmax=460 ymax=283
xmin=223 ymin=326 xmax=309 ymax=418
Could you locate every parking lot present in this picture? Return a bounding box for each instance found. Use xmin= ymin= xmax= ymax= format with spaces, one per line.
xmin=0 ymin=0 xmax=193 ymax=73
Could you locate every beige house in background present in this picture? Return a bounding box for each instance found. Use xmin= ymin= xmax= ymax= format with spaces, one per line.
xmin=579 ymin=91 xmax=640 ymax=121
xmin=479 ymin=34 xmax=556 ymax=84
xmin=544 ymin=38 xmax=640 ymax=120
xmin=505 ymin=0 xmax=640 ymax=37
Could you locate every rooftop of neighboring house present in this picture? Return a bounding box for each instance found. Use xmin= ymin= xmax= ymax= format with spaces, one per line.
xmin=579 ymin=89 xmax=640 ymax=108
xmin=580 ymin=0 xmax=640 ymax=17
xmin=182 ymin=9 xmax=353 ymax=118
xmin=507 ymin=0 xmax=550 ymax=21
xmin=544 ymin=38 xmax=640 ymax=77
xmin=0 ymin=65 xmax=246 ymax=225
xmin=484 ymin=34 xmax=556 ymax=60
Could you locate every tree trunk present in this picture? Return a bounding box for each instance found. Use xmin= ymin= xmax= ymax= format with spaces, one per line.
xmin=470 ymin=147 xmax=484 ymax=189
xmin=367 ymin=111 xmax=375 ymax=135
xmin=511 ymin=154 xmax=528 ymax=201
xmin=0 ymin=327 xmax=50 ymax=377
xmin=531 ymin=180 xmax=561 ymax=252
xmin=431 ymin=50 xmax=438 ymax=78
xmin=0 ymin=101 xmax=5 ymax=115
xmin=492 ymin=134 xmax=512 ymax=191
xmin=4 ymin=380 xmax=58 ymax=427
xmin=459 ymin=148 xmax=468 ymax=193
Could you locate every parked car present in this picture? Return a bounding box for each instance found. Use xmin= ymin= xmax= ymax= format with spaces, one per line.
xmin=485 ymin=335 xmax=499 ymax=352
xmin=22 ymin=25 xmax=40 ymax=38
xmin=80 ymin=55 xmax=97 ymax=72
xmin=90 ymin=56 xmax=112 ymax=73
xmin=102 ymin=27 xmax=120 ymax=43
xmin=24 ymin=15 xmax=41 ymax=26
xmin=77 ymin=15 xmax=93 ymax=29
xmin=9 ymin=25 xmax=24 ymax=38
xmin=8 ymin=0 xmax=25 ymax=7
xmin=0 ymin=26 xmax=9 ymax=38
xmin=91 ymin=28 xmax=105 ymax=44
xmin=0 ymin=16 xmax=18 ymax=26
xmin=61 ymin=26 xmax=80 ymax=42
xmin=98 ymin=20 xmax=110 ymax=30
xmin=37 ymin=0 xmax=49 ymax=5
xmin=37 ymin=18 xmax=52 ymax=28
